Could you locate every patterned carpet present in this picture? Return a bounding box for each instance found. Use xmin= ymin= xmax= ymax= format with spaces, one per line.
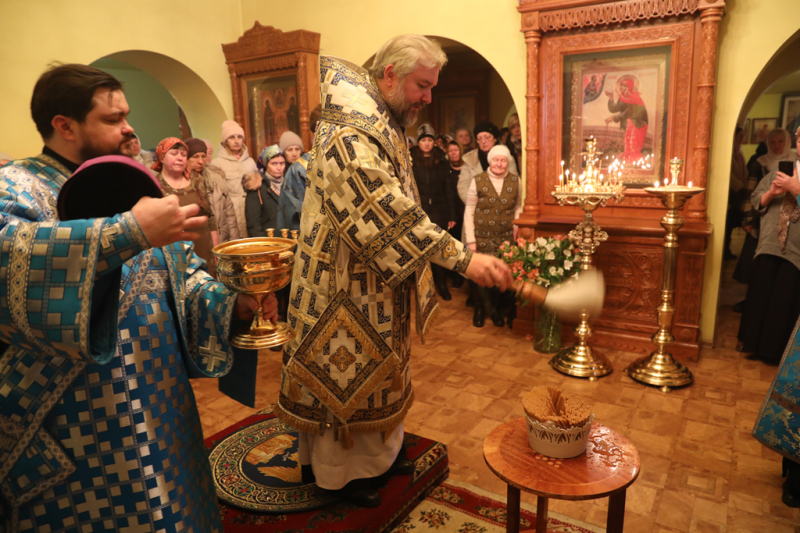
xmin=205 ymin=410 xmax=449 ymax=532
xmin=392 ymin=480 xmax=603 ymax=533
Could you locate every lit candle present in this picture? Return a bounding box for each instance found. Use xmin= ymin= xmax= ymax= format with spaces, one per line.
xmin=654 ymin=181 xmax=659 ymax=188
xmin=688 ymin=181 xmax=693 ymax=188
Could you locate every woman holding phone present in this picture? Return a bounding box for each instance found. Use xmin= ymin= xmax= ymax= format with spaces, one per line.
xmin=737 ymin=147 xmax=800 ymax=365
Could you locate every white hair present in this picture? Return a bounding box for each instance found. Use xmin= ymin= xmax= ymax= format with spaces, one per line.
xmin=369 ymin=34 xmax=447 ymax=81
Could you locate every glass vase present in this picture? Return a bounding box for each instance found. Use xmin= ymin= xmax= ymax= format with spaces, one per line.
xmin=534 ymin=308 xmax=561 ymax=354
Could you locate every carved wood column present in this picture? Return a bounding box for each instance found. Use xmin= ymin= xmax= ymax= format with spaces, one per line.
xmin=296 ymin=52 xmax=311 ymax=150
xmin=687 ymin=4 xmax=725 ymax=219
xmin=519 ymin=13 xmax=542 ymax=239
xmin=228 ymin=63 xmax=243 ymax=126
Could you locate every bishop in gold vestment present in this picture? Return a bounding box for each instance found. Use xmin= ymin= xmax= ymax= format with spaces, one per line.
xmin=275 ymin=55 xmax=474 ymax=490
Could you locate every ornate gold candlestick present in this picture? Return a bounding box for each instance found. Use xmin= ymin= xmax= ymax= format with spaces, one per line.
xmin=550 ymin=138 xmax=625 ymax=379
xmin=213 ymin=229 xmax=299 ymax=349
xmin=625 ymin=159 xmax=701 ymax=391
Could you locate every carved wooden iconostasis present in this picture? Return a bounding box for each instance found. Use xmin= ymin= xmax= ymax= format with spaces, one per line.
xmin=222 ymin=23 xmax=321 ymax=160
xmin=515 ymin=0 xmax=725 ymax=361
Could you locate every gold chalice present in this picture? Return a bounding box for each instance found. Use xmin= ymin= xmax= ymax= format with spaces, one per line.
xmin=213 ymin=231 xmax=297 ymax=349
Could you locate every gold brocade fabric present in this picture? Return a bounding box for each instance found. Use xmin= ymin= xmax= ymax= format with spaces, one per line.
xmin=274 ymin=57 xmax=473 ymax=445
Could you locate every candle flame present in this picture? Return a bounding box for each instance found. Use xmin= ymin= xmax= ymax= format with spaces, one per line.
xmin=655 ymin=181 xmax=659 ymax=188
xmin=688 ymin=181 xmax=693 ymax=187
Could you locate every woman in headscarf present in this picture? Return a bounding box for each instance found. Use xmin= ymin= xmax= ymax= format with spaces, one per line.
xmin=463 ymin=144 xmax=521 ymax=329
xmin=737 ymin=129 xmax=800 ymax=365
xmin=245 ymin=144 xmax=284 ymax=237
xmin=756 ymin=128 xmax=797 ymax=178
xmin=152 ymin=137 xmax=217 ymax=277
xmin=733 ymin=131 xmax=797 ymax=307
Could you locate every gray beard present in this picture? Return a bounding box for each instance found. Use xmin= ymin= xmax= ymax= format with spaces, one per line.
xmin=385 ymin=83 xmax=420 ymax=128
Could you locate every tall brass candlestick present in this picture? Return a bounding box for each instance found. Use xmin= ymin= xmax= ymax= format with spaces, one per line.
xmin=548 ymin=200 xmax=612 ymax=378
xmin=550 ymin=138 xmax=625 ymax=379
xmin=625 ymin=159 xmax=701 ymax=391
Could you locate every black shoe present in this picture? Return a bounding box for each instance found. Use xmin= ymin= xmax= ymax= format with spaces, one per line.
xmin=466 ymin=295 xmax=474 ymax=307
xmin=436 ymin=284 xmax=452 ymax=301
xmin=783 ymin=484 xmax=800 ymax=508
xmin=736 ymin=341 xmax=747 ymax=353
xmin=331 ymin=479 xmax=382 ymax=508
xmin=783 ymin=458 xmax=800 ymax=508
xmin=724 ymin=250 xmax=738 ymax=260
xmin=452 ymin=276 xmax=464 ymax=289
xmin=491 ymin=311 xmax=504 ymax=327
xmin=473 ymin=307 xmax=485 ymax=328
xmin=370 ymin=448 xmax=414 ymax=489
xmin=301 ymin=464 xmax=316 ymax=484
xmin=732 ymin=300 xmax=744 ymax=313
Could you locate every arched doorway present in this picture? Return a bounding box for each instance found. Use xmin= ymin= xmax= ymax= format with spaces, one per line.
xmin=717 ymin=29 xmax=800 ymax=342
xmin=90 ymin=51 xmax=227 ymax=151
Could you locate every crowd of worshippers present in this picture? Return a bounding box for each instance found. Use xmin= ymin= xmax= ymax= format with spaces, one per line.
xmin=77 ymin=113 xmax=525 ymax=329
xmin=725 ymin=125 xmax=800 ymax=367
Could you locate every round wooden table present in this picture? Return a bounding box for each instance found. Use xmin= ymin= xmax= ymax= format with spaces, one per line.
xmin=483 ymin=418 xmax=640 ymax=533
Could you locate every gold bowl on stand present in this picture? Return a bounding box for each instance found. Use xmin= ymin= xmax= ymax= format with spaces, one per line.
xmin=213 ymin=235 xmax=297 ymax=349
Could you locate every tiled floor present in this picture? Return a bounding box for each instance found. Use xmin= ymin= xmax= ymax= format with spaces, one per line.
xmin=192 ymin=229 xmax=800 ymax=532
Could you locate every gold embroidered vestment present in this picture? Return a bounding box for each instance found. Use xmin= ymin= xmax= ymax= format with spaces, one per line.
xmin=275 ymin=57 xmax=472 ymax=447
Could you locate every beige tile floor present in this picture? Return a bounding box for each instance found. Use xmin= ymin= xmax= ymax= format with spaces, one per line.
xmin=192 ymin=229 xmax=800 ymax=532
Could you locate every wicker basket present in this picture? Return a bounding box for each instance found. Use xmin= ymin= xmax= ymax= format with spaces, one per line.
xmin=524 ymin=413 xmax=593 ymax=459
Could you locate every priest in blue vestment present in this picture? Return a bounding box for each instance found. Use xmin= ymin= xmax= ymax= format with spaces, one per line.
xmin=0 ymin=64 xmax=276 ymax=532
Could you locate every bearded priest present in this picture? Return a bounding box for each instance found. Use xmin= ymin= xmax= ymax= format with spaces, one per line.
xmin=274 ymin=35 xmax=513 ymax=507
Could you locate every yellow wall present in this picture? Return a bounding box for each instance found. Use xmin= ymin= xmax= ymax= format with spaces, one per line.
xmin=0 ymin=0 xmax=243 ymax=157
xmin=238 ymin=0 xmax=528 ymax=139
xmin=1 ymin=0 xmax=799 ymax=343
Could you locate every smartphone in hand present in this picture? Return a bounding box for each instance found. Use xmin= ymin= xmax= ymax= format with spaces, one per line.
xmin=778 ymin=160 xmax=794 ymax=176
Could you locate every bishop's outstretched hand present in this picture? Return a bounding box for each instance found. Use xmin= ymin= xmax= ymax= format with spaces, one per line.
xmin=465 ymin=253 xmax=514 ymax=292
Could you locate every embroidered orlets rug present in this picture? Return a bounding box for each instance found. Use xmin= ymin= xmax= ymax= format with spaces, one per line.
xmin=204 ymin=409 xmax=449 ymax=532
xmin=390 ymin=480 xmax=603 ymax=533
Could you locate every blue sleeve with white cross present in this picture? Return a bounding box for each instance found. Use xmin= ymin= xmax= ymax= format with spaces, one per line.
xmin=0 ymin=171 xmax=149 ymax=363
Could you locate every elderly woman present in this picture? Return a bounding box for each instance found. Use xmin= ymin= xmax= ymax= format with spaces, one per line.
xmin=464 ymin=144 xmax=522 ymax=328
xmin=737 ymin=149 xmax=800 ymax=365
xmin=458 ymin=122 xmax=519 ymax=309
xmin=152 ymin=137 xmax=216 ymax=277
xmin=245 ymin=144 xmax=285 ymax=237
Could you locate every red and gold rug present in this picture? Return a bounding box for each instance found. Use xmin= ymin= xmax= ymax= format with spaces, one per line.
xmin=393 ymin=480 xmax=603 ymax=533
xmin=204 ymin=408 xmax=449 ymax=532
